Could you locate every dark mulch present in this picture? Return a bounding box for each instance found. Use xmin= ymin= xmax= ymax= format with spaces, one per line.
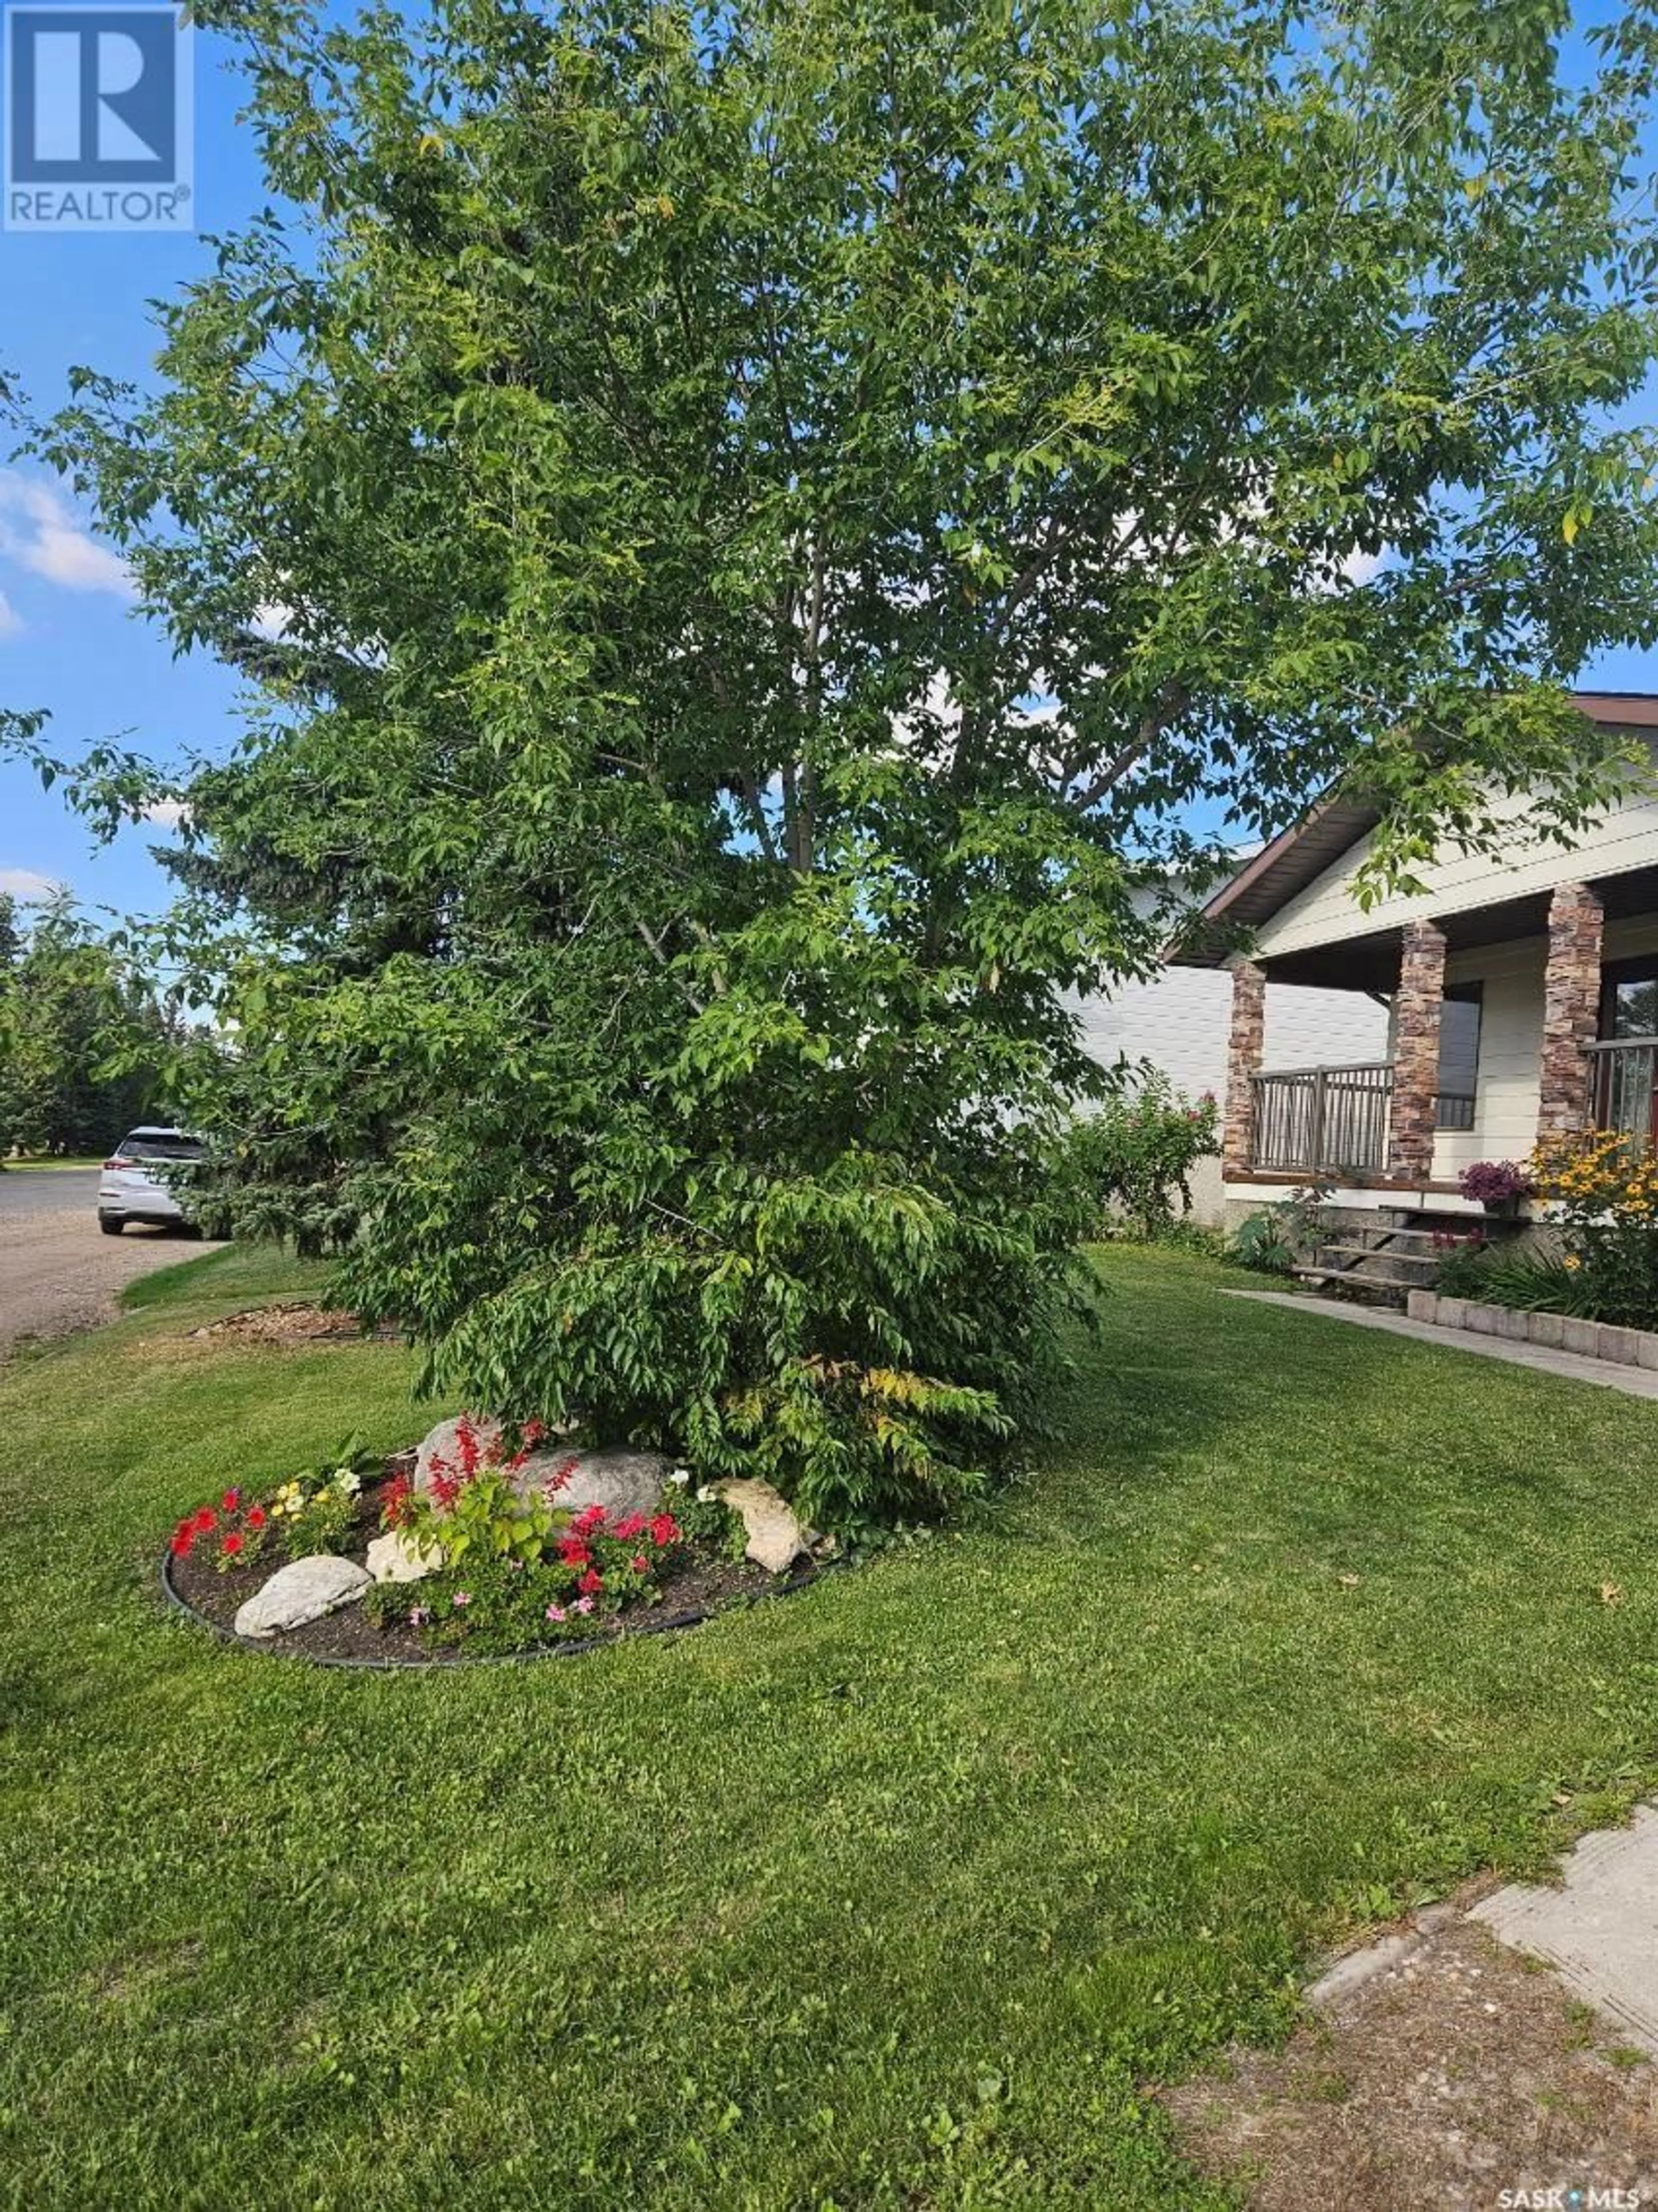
xmin=164 ymin=1460 xmax=803 ymax=1667
xmin=185 ymin=1303 xmax=402 ymax=1347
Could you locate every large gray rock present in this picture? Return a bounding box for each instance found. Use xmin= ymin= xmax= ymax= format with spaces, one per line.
xmin=534 ymin=1448 xmax=674 ymax=1519
xmin=715 ymin=1477 xmax=812 ymax=1574
xmin=413 ymin=1413 xmax=504 ymax=1493
xmin=234 ymin=1554 xmax=371 ymax=1639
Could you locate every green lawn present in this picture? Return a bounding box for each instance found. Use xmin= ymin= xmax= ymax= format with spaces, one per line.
xmin=4 ymin=1247 xmax=1658 ymax=2207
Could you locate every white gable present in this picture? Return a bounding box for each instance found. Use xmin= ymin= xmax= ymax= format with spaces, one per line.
xmin=1257 ymin=748 xmax=1658 ymax=960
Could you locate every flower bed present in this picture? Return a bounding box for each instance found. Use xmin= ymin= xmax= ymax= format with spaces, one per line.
xmin=162 ymin=1426 xmax=822 ymax=1664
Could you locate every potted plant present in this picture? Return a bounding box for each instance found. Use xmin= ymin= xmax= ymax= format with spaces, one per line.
xmin=1458 ymin=1159 xmax=1533 ymax=1218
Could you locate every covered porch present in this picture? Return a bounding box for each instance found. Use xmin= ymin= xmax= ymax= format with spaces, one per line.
xmin=1224 ymin=875 xmax=1658 ymax=1195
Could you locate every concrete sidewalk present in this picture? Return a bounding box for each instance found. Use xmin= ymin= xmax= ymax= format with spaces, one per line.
xmin=1221 ymin=1286 xmax=1658 ymax=1400
xmin=1473 ymin=1808 xmax=1658 ymax=2055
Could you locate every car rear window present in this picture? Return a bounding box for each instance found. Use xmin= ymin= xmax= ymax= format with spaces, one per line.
xmin=120 ymin=1135 xmax=203 ymax=1162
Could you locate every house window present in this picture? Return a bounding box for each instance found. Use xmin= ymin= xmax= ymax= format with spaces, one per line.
xmin=1435 ymin=985 xmax=1481 ymax=1131
xmin=1600 ymin=958 xmax=1658 ymax=1041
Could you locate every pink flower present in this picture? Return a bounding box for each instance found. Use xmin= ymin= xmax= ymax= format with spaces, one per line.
xmin=631 ymin=1554 xmax=649 ymax=1574
xmin=573 ymin=1595 xmax=595 ymax=1616
xmin=408 ymin=1604 xmax=430 ymax=1626
xmin=544 ymin=1604 xmax=566 ymax=1624
xmin=452 ymin=1590 xmax=471 ymax=1609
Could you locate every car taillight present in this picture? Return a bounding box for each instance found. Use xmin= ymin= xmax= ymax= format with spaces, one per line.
xmin=103 ymin=1156 xmax=132 ymax=1170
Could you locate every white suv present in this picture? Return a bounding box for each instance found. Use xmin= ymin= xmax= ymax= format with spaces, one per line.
xmin=98 ymin=1128 xmax=205 ymax=1236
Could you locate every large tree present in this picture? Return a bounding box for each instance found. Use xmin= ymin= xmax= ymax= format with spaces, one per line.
xmin=20 ymin=0 xmax=1658 ymax=1520
xmin=0 ymin=892 xmax=177 ymax=1157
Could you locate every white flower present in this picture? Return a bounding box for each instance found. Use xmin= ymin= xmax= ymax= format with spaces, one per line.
xmin=669 ymin=1467 xmax=690 ymax=1486
xmin=696 ymin=1484 xmax=716 ymax=1504
xmin=336 ymin=1470 xmax=361 ymax=1495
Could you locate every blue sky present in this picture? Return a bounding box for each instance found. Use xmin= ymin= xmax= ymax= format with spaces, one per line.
xmin=1 ymin=7 xmax=1658 ymax=926
xmin=0 ymin=13 xmax=261 ymax=921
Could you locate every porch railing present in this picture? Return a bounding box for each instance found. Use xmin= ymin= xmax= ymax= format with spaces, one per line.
xmin=1250 ymin=1063 xmax=1393 ymax=1176
xmin=1585 ymin=1036 xmax=1658 ymax=1147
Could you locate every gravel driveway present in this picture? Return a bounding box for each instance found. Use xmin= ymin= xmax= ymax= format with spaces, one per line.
xmin=0 ymin=1170 xmax=224 ymax=1353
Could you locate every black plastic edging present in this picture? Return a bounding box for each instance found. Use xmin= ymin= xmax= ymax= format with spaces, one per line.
xmin=158 ymin=1550 xmax=836 ymax=1672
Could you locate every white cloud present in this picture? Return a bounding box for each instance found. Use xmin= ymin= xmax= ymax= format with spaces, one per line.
xmin=0 ymin=867 xmax=62 ymax=901
xmin=0 ymin=590 xmax=20 ymax=639
xmin=1339 ymin=545 xmax=1384 ymax=588
xmin=250 ymin=601 xmax=293 ymax=641
xmin=141 ymin=799 xmax=190 ymax=831
xmin=0 ymin=473 xmax=133 ymax=598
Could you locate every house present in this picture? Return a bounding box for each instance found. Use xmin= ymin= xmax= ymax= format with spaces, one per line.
xmin=1073 ymin=899 xmax=1387 ymax=1223
xmin=1175 ymin=691 xmax=1658 ymax=1225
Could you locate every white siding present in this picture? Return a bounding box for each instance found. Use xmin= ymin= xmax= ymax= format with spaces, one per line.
xmin=1072 ymin=967 xmax=1387 ymax=1218
xmin=1258 ymin=753 xmax=1658 ymax=960
xmin=1431 ymin=941 xmax=1545 ymax=1179
xmin=1428 ymin=913 xmax=1658 ymax=1177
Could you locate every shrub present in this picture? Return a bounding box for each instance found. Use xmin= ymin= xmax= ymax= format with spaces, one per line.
xmin=1529 ymin=1131 xmax=1658 ymax=1327
xmin=1227 ymin=1211 xmax=1300 ymax=1276
xmin=1434 ymin=1241 xmax=1593 ymax=1315
xmin=1225 ymin=1184 xmax=1331 ymax=1276
xmin=1061 ymin=1073 xmax=1219 ymax=1239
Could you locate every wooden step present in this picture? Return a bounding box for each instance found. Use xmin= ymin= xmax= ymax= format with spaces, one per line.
xmin=1316 ymin=1241 xmax=1440 ymax=1268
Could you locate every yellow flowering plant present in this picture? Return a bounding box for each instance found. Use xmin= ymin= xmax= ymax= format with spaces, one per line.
xmin=1528 ymin=1131 xmax=1658 ymax=1326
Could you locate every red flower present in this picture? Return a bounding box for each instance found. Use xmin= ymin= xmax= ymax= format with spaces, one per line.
xmin=543 ymin=1455 xmax=579 ymax=1496
xmin=382 ymin=1472 xmax=412 ymax=1529
xmin=193 ymin=1506 xmax=217 ymax=1534
xmin=169 ymin=1529 xmax=193 ymax=1558
xmin=631 ymin=1554 xmax=649 ymax=1574
xmin=577 ymin=1568 xmax=603 ymax=1596
xmin=246 ymin=1505 xmax=266 ymax=1531
xmin=558 ymin=1539 xmax=592 ymax=1569
xmin=649 ymin=1514 xmax=679 ymax=1548
xmin=222 ymin=1532 xmax=243 ymax=1557
xmin=613 ymin=1512 xmax=646 ymax=1541
xmin=221 ymin=1488 xmax=241 ymax=1513
xmin=522 ymin=1419 xmax=547 ymax=1447
xmin=572 ymin=1503 xmax=608 ymax=1536
xmin=430 ymin=1472 xmax=460 ymax=1512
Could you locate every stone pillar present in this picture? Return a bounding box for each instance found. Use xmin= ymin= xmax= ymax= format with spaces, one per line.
xmin=1386 ymin=919 xmax=1446 ymax=1180
xmin=1222 ymin=961 xmax=1266 ymax=1177
xmin=1538 ymin=881 xmax=1604 ymax=1138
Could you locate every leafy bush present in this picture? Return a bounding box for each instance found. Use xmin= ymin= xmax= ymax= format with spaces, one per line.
xmin=1433 ymin=1240 xmax=1593 ymax=1315
xmin=1528 ymin=1131 xmax=1658 ymax=1327
xmin=1227 ymin=1211 xmax=1300 ymax=1276
xmin=1061 ymin=1073 xmax=1219 ymax=1239
xmin=1226 ymin=1185 xmax=1331 ymax=1276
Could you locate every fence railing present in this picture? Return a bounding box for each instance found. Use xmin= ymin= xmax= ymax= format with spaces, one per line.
xmin=1250 ymin=1063 xmax=1394 ymax=1176
xmin=1585 ymin=1036 xmax=1658 ymax=1147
